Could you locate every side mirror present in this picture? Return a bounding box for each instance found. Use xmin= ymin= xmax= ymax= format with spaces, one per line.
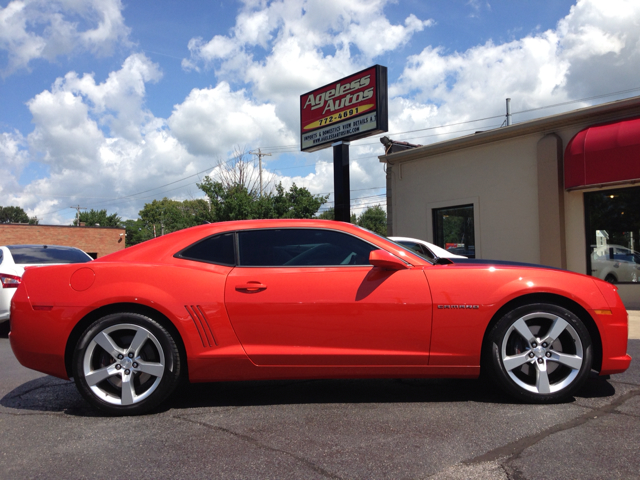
xmin=369 ymin=249 xmax=410 ymax=270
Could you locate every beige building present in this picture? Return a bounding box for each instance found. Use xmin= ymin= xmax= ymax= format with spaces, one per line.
xmin=380 ymin=96 xmax=640 ymax=309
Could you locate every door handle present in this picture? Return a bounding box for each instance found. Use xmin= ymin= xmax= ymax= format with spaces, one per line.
xmin=235 ymin=282 xmax=267 ymax=292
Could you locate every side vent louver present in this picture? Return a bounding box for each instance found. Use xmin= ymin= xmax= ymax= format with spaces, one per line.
xmin=185 ymin=305 xmax=218 ymax=348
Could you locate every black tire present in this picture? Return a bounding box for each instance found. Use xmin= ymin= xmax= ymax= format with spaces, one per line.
xmin=486 ymin=303 xmax=592 ymax=403
xmin=604 ymin=274 xmax=617 ymax=284
xmin=72 ymin=313 xmax=182 ymax=415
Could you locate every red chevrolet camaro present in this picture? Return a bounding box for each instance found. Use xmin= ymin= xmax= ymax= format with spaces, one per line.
xmin=9 ymin=219 xmax=631 ymax=415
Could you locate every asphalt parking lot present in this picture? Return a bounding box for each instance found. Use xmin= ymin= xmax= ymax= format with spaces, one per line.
xmin=1 ymin=318 xmax=639 ymax=480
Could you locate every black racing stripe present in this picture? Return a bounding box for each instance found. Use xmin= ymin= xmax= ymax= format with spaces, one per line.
xmin=448 ymin=258 xmax=563 ymax=270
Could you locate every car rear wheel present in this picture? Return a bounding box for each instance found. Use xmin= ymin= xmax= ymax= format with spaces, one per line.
xmin=72 ymin=313 xmax=182 ymax=415
xmin=486 ymin=303 xmax=592 ymax=403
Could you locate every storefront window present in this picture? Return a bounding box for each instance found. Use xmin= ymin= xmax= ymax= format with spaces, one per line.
xmin=433 ymin=204 xmax=475 ymax=258
xmin=585 ymin=186 xmax=640 ymax=284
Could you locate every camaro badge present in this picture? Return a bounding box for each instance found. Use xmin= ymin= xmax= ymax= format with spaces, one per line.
xmin=437 ymin=305 xmax=479 ymax=309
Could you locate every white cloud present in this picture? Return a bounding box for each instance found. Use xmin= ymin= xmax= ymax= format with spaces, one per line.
xmin=168 ymin=81 xmax=295 ymax=157
xmin=558 ymin=0 xmax=640 ymax=97
xmin=391 ymin=0 xmax=640 ymax=144
xmin=5 ymin=54 xmax=194 ymax=222
xmin=0 ymin=131 xmax=29 ymax=200
xmin=4 ymin=0 xmax=640 ymax=224
xmin=0 ymin=0 xmax=130 ymax=76
xmin=182 ymin=0 xmax=433 ymax=153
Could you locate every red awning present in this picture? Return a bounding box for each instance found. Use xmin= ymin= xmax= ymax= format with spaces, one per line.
xmin=564 ymin=117 xmax=640 ymax=190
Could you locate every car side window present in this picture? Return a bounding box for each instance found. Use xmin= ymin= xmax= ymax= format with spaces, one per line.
xmin=238 ymin=229 xmax=377 ymax=267
xmin=176 ymin=233 xmax=235 ymax=266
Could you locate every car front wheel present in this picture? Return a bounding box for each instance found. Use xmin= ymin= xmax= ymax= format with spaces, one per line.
xmin=486 ymin=303 xmax=592 ymax=403
xmin=72 ymin=313 xmax=182 ymax=415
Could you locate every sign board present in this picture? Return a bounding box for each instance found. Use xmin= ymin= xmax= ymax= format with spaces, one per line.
xmin=300 ymin=65 xmax=388 ymax=152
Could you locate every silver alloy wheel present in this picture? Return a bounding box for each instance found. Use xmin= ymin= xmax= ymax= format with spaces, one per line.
xmin=500 ymin=312 xmax=584 ymax=394
xmin=82 ymin=323 xmax=166 ymax=406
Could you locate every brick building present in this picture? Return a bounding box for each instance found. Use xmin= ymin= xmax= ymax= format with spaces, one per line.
xmin=0 ymin=224 xmax=126 ymax=259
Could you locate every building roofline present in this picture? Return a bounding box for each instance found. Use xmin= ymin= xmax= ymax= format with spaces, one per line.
xmin=379 ymin=95 xmax=640 ymax=164
xmin=0 ymin=223 xmax=125 ymax=230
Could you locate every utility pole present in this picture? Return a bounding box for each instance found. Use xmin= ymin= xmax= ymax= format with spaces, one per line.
xmin=249 ymin=148 xmax=272 ymax=196
xmin=71 ymin=205 xmax=87 ymax=226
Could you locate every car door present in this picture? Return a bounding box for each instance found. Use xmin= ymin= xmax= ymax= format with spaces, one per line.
xmin=224 ymin=228 xmax=433 ymax=366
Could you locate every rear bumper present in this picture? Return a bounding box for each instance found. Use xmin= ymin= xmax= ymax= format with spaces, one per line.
xmin=9 ymin=284 xmax=73 ymax=380
xmin=0 ymin=288 xmax=13 ymax=323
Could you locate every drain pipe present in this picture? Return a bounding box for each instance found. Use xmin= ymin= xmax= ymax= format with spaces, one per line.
xmin=506 ymin=98 xmax=512 ymax=126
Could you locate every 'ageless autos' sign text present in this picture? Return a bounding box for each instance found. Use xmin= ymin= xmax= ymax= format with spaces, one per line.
xmin=300 ymin=65 xmax=388 ymax=152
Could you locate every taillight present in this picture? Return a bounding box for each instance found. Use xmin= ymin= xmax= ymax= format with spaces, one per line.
xmin=0 ymin=273 xmax=22 ymax=288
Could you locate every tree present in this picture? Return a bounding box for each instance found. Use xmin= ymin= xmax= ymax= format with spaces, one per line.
xmin=123 ymin=218 xmax=152 ymax=247
xmin=197 ymin=177 xmax=327 ymax=222
xmin=280 ymin=183 xmax=327 ymax=218
xmin=74 ymin=209 xmax=122 ymax=227
xmin=210 ymin=147 xmax=275 ymax=196
xmin=125 ymin=198 xmax=213 ymax=246
xmin=356 ymin=205 xmax=387 ymax=236
xmin=0 ymin=206 xmax=30 ymax=224
xmin=315 ymin=207 xmax=356 ymax=223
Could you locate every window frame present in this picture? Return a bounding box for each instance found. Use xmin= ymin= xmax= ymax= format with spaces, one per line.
xmin=174 ymin=232 xmax=237 ymax=266
xmin=236 ymin=227 xmax=384 ymax=268
xmin=431 ymin=203 xmax=476 ymax=258
xmin=175 ymin=227 xmax=417 ymax=268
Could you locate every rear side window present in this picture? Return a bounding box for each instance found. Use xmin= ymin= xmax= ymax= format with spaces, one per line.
xmin=238 ymin=228 xmax=376 ymax=267
xmin=7 ymin=245 xmax=92 ymax=264
xmin=176 ymin=233 xmax=235 ymax=266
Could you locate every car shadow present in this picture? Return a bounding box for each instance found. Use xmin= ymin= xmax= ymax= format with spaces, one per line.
xmin=0 ymin=322 xmax=10 ymax=338
xmin=3 ymin=340 xmax=635 ymax=417
xmin=0 ymin=373 xmax=618 ymax=418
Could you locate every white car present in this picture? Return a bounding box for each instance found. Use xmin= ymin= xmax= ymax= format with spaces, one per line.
xmin=591 ymin=244 xmax=640 ymax=284
xmin=389 ymin=236 xmax=467 ymax=260
xmin=0 ymin=245 xmax=93 ymax=325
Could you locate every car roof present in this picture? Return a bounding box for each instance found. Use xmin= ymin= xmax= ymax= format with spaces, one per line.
xmin=4 ymin=244 xmax=84 ymax=250
xmin=96 ymin=219 xmax=431 ymax=266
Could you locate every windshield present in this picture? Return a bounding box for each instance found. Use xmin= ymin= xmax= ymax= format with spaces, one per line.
xmin=7 ymin=245 xmax=92 ymax=264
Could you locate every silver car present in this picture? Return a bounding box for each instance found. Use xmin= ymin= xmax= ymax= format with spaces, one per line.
xmin=0 ymin=245 xmax=93 ymax=325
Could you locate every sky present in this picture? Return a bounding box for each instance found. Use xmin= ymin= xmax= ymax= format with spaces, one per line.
xmin=1 ymin=0 xmax=639 ymax=224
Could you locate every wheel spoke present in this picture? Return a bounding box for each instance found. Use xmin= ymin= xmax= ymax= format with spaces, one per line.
xmin=120 ymin=374 xmax=136 ymax=406
xmin=535 ymin=361 xmax=551 ymax=394
xmin=128 ymin=328 xmax=150 ymax=356
xmin=551 ymin=352 xmax=583 ymax=370
xmin=94 ymin=331 xmax=123 ymax=359
xmin=136 ymin=359 xmax=164 ymax=378
xmin=82 ymin=320 xmax=174 ymax=411
xmin=513 ymin=318 xmax=536 ymax=344
xmin=503 ymin=351 xmax=532 ymax=371
xmin=85 ymin=365 xmax=119 ymax=386
xmin=543 ymin=316 xmax=569 ymax=344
